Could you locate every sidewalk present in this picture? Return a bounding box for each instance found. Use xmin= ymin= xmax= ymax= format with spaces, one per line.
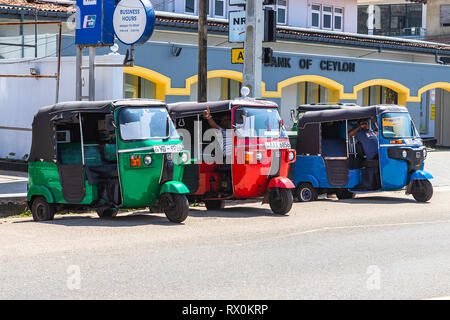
xmin=0 ymin=170 xmax=28 ymax=217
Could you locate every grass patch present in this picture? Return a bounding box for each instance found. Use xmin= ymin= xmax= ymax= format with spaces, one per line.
xmin=9 ymin=210 xmax=32 ymax=218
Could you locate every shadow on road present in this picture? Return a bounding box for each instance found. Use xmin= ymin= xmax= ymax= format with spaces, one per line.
xmin=12 ymin=211 xmax=183 ymax=227
xmin=333 ymin=195 xmax=423 ymax=205
xmin=188 ymin=206 xmax=284 ymax=218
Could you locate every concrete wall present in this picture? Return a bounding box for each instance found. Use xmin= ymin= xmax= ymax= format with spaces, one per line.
xmin=426 ymin=0 xmax=450 ymax=38
xmin=0 ymin=54 xmax=124 ymax=159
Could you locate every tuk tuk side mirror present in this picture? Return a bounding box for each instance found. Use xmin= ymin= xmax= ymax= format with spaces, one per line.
xmin=105 ymin=114 xmax=116 ymax=132
xmin=290 ymin=109 xmax=297 ymax=124
xmin=234 ymin=109 xmax=244 ymax=125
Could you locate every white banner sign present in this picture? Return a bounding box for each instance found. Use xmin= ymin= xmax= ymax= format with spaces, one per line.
xmin=229 ymin=10 xmax=246 ymax=43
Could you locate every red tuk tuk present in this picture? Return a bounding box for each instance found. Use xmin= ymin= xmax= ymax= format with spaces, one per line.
xmin=167 ymin=98 xmax=296 ymax=214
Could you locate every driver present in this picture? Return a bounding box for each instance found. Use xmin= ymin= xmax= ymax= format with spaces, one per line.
xmin=348 ymin=118 xmax=379 ymax=190
xmin=348 ymin=119 xmax=378 ymax=160
xmin=203 ymin=106 xmax=233 ymax=158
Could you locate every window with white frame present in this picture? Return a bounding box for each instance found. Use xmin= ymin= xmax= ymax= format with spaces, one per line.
xmin=277 ymin=0 xmax=287 ymax=25
xmin=185 ymin=0 xmax=226 ymax=18
xmin=334 ymin=7 xmax=343 ymax=31
xmin=185 ymin=0 xmax=195 ymax=14
xmin=311 ymin=4 xmax=321 ymax=28
xmin=214 ymin=0 xmax=225 ymax=18
xmin=322 ymin=5 xmax=332 ymax=30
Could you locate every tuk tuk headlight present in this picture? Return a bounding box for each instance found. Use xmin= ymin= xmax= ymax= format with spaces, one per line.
xmin=255 ymin=152 xmax=263 ymax=162
xmin=181 ymin=152 xmax=189 ymax=164
xmin=143 ymin=154 xmax=152 ymax=166
xmin=402 ymin=150 xmax=408 ymax=158
xmin=423 ymin=148 xmax=427 ymax=159
xmin=288 ymin=150 xmax=296 ymax=161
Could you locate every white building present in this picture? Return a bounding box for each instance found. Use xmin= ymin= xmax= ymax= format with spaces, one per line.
xmin=152 ymin=0 xmax=358 ymax=33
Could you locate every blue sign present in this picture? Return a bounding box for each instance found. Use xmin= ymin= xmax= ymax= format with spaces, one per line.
xmin=75 ymin=0 xmax=115 ymax=46
xmin=113 ymin=0 xmax=156 ymax=46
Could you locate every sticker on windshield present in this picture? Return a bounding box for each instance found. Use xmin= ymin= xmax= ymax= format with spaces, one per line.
xmin=265 ymin=141 xmax=291 ymax=150
xmin=153 ymin=144 xmax=184 ymax=153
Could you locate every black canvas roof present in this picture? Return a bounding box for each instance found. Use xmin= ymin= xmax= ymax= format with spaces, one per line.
xmin=296 ymin=103 xmax=359 ymax=112
xmin=29 ymin=99 xmax=166 ymax=162
xmin=168 ymin=98 xmax=279 ymax=118
xmin=297 ymin=105 xmax=408 ymax=129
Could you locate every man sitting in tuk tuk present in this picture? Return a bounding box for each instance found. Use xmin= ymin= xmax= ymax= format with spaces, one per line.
xmin=348 ymin=119 xmax=378 ymax=160
xmin=348 ymin=119 xmax=380 ymax=190
xmin=203 ymin=106 xmax=234 ymax=160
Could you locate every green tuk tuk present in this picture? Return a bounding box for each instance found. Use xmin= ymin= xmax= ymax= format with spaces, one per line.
xmin=27 ymin=99 xmax=191 ymax=223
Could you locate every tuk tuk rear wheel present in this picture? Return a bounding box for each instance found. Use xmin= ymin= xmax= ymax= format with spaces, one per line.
xmin=269 ymin=188 xmax=293 ymax=215
xmin=161 ymin=193 xmax=189 ymax=223
xmin=204 ymin=200 xmax=225 ymax=210
xmin=31 ymin=196 xmax=55 ymax=221
xmin=96 ymin=208 xmax=118 ymax=218
xmin=296 ymin=183 xmax=318 ymax=202
xmin=411 ymin=180 xmax=433 ymax=202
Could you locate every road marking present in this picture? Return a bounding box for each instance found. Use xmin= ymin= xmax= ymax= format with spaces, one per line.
xmin=259 ymin=219 xmax=450 ymax=241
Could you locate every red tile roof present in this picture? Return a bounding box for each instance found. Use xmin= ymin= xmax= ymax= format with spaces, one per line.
xmin=0 ymin=0 xmax=75 ymax=13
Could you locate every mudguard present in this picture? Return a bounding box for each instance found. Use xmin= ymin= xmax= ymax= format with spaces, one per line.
xmin=295 ymin=174 xmax=320 ymax=188
xmin=27 ymin=185 xmax=55 ymax=203
xmin=159 ymin=181 xmax=190 ymax=195
xmin=268 ymin=176 xmax=295 ymax=189
xmin=408 ymin=170 xmax=433 ymax=182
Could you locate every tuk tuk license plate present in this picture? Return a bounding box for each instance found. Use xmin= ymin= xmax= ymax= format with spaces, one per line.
xmin=153 ymin=144 xmax=184 ymax=153
xmin=265 ymin=141 xmax=291 ymax=150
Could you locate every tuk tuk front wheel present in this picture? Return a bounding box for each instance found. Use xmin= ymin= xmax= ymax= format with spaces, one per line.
xmin=161 ymin=193 xmax=189 ymax=223
xmin=31 ymin=196 xmax=55 ymax=221
xmin=296 ymin=183 xmax=318 ymax=202
xmin=269 ymin=188 xmax=293 ymax=215
xmin=411 ymin=180 xmax=433 ymax=202
xmin=96 ymin=208 xmax=118 ymax=218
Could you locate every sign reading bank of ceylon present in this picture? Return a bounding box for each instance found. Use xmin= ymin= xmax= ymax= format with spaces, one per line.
xmin=113 ymin=0 xmax=156 ymax=45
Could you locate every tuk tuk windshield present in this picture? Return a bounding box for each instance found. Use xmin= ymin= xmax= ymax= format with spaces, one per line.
xmin=234 ymin=107 xmax=288 ymax=138
xmin=381 ymin=112 xmax=419 ymax=139
xmin=118 ymin=107 xmax=179 ymax=141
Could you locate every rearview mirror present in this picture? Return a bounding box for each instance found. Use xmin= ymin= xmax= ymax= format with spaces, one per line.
xmin=105 ymin=114 xmax=116 ymax=132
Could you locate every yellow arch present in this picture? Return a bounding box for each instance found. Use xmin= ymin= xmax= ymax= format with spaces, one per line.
xmin=405 ymin=82 xmax=450 ymax=102
xmin=123 ymin=66 xmax=171 ymax=101
xmin=345 ymin=79 xmax=410 ymax=106
xmin=261 ymin=75 xmax=343 ymax=102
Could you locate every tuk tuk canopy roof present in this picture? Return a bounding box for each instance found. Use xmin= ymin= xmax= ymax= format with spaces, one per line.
xmin=297 ymin=105 xmax=408 ymax=129
xmin=167 ymin=98 xmax=278 ymax=118
xmin=29 ymin=99 xmax=166 ymax=162
xmin=296 ymin=103 xmax=359 ymax=112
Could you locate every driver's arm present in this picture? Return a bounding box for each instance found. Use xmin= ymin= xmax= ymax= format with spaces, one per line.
xmin=203 ymin=106 xmax=221 ymax=130
xmin=348 ymin=124 xmax=361 ymax=137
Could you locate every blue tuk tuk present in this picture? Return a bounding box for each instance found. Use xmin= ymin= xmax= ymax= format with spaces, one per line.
xmin=292 ymin=105 xmax=433 ymax=202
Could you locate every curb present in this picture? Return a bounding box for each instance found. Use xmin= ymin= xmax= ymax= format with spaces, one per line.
xmin=0 ymin=195 xmax=28 ymax=217
xmin=0 ymin=161 xmax=28 ymax=172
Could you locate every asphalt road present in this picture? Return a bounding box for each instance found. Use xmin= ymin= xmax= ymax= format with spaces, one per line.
xmin=1 ymin=187 xmax=450 ymax=300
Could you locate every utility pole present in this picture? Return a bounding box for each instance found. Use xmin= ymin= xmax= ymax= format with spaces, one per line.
xmin=243 ymin=0 xmax=263 ymax=98
xmin=198 ymin=0 xmax=208 ymax=102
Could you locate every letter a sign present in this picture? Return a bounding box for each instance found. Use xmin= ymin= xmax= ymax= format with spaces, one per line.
xmin=231 ymin=48 xmax=244 ymax=64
